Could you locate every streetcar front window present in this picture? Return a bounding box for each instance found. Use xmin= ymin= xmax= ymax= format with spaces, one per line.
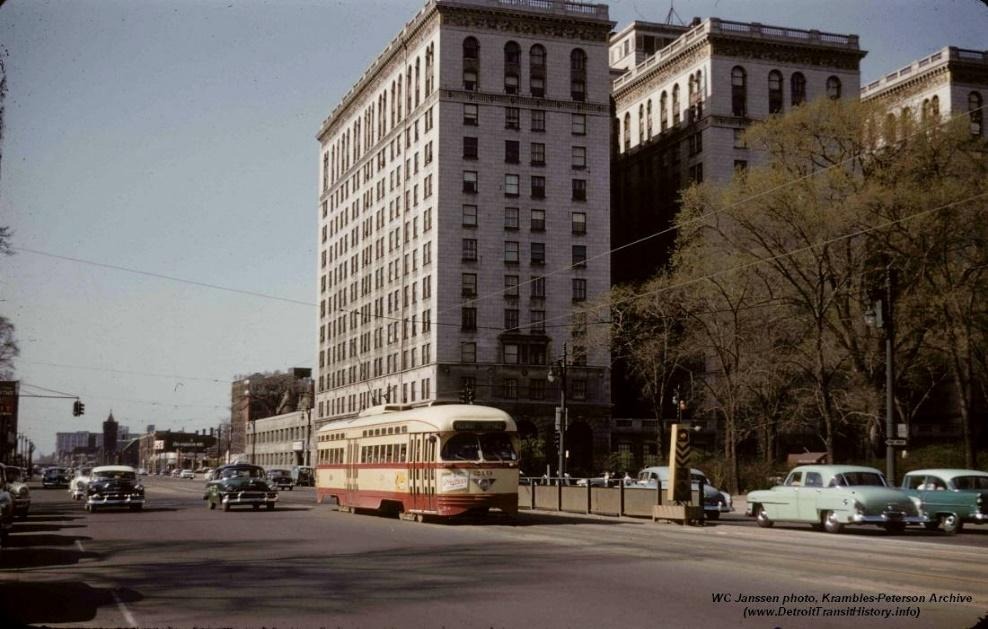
xmin=479 ymin=433 xmax=517 ymax=461
xmin=442 ymin=433 xmax=481 ymax=461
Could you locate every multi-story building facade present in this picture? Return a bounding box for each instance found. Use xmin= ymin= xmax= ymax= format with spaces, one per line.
xmin=230 ymin=370 xmax=313 ymax=458
xmin=248 ymin=410 xmax=315 ymax=469
xmin=315 ymin=0 xmax=613 ymax=473
xmin=861 ymin=46 xmax=986 ymax=141
xmin=610 ymin=17 xmax=865 ymax=288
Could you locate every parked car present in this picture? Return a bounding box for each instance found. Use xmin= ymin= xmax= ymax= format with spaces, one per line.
xmin=0 ymin=465 xmax=15 ymax=547
xmin=267 ymin=469 xmax=294 ymax=491
xmin=42 ymin=467 xmax=70 ymax=489
xmin=635 ymin=466 xmax=733 ymax=519
xmin=746 ymin=465 xmax=927 ymax=534
xmin=204 ymin=464 xmax=278 ymax=511
xmin=170 ymin=468 xmax=182 ymax=477
xmin=291 ymin=465 xmax=314 ymax=487
xmin=901 ymin=469 xmax=988 ymax=535
xmin=179 ymin=469 xmax=194 ymax=479
xmin=70 ymin=467 xmax=94 ymax=500
xmin=137 ymin=468 xmax=148 ymax=476
xmin=2 ymin=465 xmax=31 ymax=518
xmin=85 ymin=465 xmax=146 ymax=512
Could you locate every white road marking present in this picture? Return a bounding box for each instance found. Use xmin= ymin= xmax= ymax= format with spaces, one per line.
xmin=111 ymin=590 xmax=138 ymax=628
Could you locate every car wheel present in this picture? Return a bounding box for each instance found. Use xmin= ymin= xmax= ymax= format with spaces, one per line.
xmin=823 ymin=511 xmax=843 ymax=534
xmin=706 ymin=510 xmax=719 ymax=521
xmin=883 ymin=522 xmax=906 ymax=534
xmin=754 ymin=504 xmax=773 ymax=528
xmin=941 ymin=513 xmax=963 ymax=535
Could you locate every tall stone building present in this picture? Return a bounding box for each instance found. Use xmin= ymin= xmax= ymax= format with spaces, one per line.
xmin=860 ymin=46 xmax=987 ymax=140
xmin=315 ymin=0 xmax=614 ymax=473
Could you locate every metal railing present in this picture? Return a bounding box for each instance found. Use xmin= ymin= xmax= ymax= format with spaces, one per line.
xmin=519 ymin=476 xmax=702 ymax=518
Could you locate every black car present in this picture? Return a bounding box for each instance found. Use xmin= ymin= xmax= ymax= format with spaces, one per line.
xmin=204 ymin=464 xmax=278 ymax=511
xmin=85 ymin=466 xmax=146 ymax=512
xmin=42 ymin=467 xmax=70 ymax=489
xmin=267 ymin=469 xmax=294 ymax=491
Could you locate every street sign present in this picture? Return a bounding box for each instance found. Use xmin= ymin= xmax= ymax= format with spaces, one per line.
xmin=896 ymin=423 xmax=908 ymax=438
xmin=886 ymin=438 xmax=907 ymax=446
xmin=667 ymin=424 xmax=692 ymax=503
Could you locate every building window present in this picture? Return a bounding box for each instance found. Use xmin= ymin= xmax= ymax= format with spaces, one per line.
xmin=531 ymin=109 xmax=546 ymax=132
xmin=463 ymin=170 xmax=478 ymax=193
xmin=504 ymin=241 xmax=520 ymax=264
xmin=504 ymin=174 xmax=520 ymax=197
xmin=731 ymin=66 xmax=747 ymax=117
xmin=733 ymin=128 xmax=747 ymax=149
xmin=463 ymin=137 xmax=478 ymax=159
xmin=500 ymin=378 xmax=518 ymax=399
xmin=504 ymin=41 xmax=520 ymax=94
xmin=464 ymin=103 xmax=478 ymax=126
xmin=734 ymin=160 xmax=748 ymax=174
xmin=570 ymin=379 xmax=587 ymax=400
xmin=572 ymin=278 xmax=587 ymax=301
xmin=530 ymin=242 xmax=545 ymax=265
xmin=530 ymin=44 xmax=546 ymax=97
xmin=505 ymin=275 xmax=519 ymax=297
xmin=461 ymin=342 xmax=477 ymax=363
xmin=530 ymin=209 xmax=545 ymax=232
xmin=528 ymin=379 xmax=545 ymax=400
xmin=505 ymin=140 xmax=520 ymax=164
xmin=462 ymin=238 xmax=478 ymax=261
xmin=791 ymin=72 xmax=806 ymax=107
xmin=462 ymin=204 xmax=478 ymax=227
xmin=462 ymin=273 xmax=477 ymax=297
xmin=572 ymin=245 xmax=586 ymax=267
xmin=971 ymin=92 xmax=984 ymax=136
xmin=826 ymin=76 xmax=841 ymax=100
xmin=505 ymin=107 xmax=520 ymax=130
xmin=572 ymin=211 xmax=586 ymax=235
xmin=638 ymin=103 xmax=645 ymax=142
xmin=531 ymin=275 xmax=545 ymax=298
xmin=570 ymin=48 xmax=587 ymax=101
xmin=498 ymin=206 xmax=517 ymax=231
xmin=572 ymin=179 xmax=587 ymax=201
xmin=623 ymin=112 xmax=630 ymax=151
xmin=504 ymin=309 xmax=519 ymax=330
xmin=571 ymin=114 xmax=586 ymax=135
xmin=530 ymin=142 xmax=545 ymax=166
xmin=768 ymin=70 xmax=783 ymax=114
xmin=571 ymin=146 xmax=586 ymax=169
xmin=461 ymin=307 xmax=477 ymax=331
xmin=463 ymin=37 xmax=479 ymax=91
xmin=660 ymin=90 xmax=668 ymax=131
xmin=689 ymin=163 xmax=704 ymax=183
xmin=531 ymin=176 xmax=545 ymax=199
xmin=672 ymin=84 xmax=681 ymax=126
xmin=503 ymin=343 xmax=519 ymax=364
xmin=530 ymin=310 xmax=545 ymax=333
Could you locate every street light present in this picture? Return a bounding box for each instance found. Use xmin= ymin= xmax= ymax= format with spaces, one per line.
xmin=547 ymin=343 xmax=568 ymax=483
xmin=864 ymin=262 xmax=896 ymax=482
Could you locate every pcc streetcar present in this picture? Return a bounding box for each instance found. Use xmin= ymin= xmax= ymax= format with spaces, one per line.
xmin=315 ymin=404 xmax=519 ymax=519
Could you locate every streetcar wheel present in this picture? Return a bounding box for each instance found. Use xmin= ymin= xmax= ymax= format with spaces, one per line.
xmin=415 ymin=513 xmax=424 ymax=523
xmin=754 ymin=505 xmax=773 ymax=528
xmin=706 ymin=511 xmax=720 ymax=521
xmin=942 ymin=514 xmax=962 ymax=535
xmin=823 ymin=511 xmax=843 ymax=534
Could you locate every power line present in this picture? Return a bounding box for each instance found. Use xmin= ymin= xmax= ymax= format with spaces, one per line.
xmin=13 ymin=247 xmax=315 ymax=307
xmin=20 ymin=360 xmax=231 ymax=384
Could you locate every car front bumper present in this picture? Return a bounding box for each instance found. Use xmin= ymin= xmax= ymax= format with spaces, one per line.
xmin=221 ymin=492 xmax=278 ymax=505
xmin=87 ymin=495 xmax=145 ymax=507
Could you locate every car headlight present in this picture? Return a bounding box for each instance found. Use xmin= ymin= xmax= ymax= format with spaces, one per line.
xmin=17 ymin=487 xmax=29 ymax=497
xmin=853 ymin=500 xmax=864 ymax=514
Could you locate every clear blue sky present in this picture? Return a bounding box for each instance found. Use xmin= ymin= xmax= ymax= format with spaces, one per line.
xmin=2 ymin=0 xmax=986 ymax=456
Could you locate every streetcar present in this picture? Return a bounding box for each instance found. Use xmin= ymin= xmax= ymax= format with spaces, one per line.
xmin=315 ymin=403 xmax=519 ymax=520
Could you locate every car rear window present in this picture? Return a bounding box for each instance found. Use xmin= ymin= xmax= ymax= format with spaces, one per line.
xmin=953 ymin=476 xmax=988 ymax=490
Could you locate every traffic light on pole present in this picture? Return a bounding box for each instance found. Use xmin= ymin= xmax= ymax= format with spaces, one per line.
xmin=72 ymin=400 xmax=85 ymax=416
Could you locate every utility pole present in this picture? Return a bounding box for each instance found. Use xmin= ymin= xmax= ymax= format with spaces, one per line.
xmin=884 ymin=263 xmax=896 ymax=483
xmin=548 ymin=343 xmax=568 ymax=483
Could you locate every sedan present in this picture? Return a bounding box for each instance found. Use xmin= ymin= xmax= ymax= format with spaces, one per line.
xmin=747 ymin=465 xmax=927 ymax=533
xmin=635 ymin=466 xmax=732 ymax=519
xmin=204 ymin=464 xmax=278 ymax=511
xmin=901 ymin=468 xmax=988 ymax=534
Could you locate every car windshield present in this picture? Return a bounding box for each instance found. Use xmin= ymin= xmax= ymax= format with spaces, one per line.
xmin=952 ymin=476 xmax=988 ymax=490
xmin=94 ymin=470 xmax=136 ymax=481
xmin=78 ymin=468 xmax=92 ymax=477
xmin=269 ymin=470 xmax=289 ymax=476
xmin=220 ymin=467 xmax=265 ymax=479
xmin=6 ymin=468 xmax=22 ymax=482
xmin=832 ymin=472 xmax=886 ymax=487
xmin=441 ymin=432 xmax=517 ymax=462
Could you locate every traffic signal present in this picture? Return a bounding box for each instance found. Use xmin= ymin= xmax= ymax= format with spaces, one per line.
xmin=72 ymin=400 xmax=85 ymax=416
xmin=459 ymin=386 xmax=475 ymax=404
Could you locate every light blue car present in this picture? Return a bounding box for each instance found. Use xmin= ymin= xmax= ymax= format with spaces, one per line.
xmin=635 ymin=466 xmax=732 ymax=519
xmin=746 ymin=465 xmax=927 ymax=534
xmin=901 ymin=469 xmax=988 ymax=535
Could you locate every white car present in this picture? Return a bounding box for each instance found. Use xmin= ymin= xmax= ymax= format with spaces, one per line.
xmin=179 ymin=469 xmax=194 ymax=479
xmin=635 ymin=466 xmax=733 ymax=519
xmin=70 ymin=467 xmax=94 ymax=501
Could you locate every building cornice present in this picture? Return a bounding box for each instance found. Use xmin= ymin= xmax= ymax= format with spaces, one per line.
xmin=439 ymin=88 xmax=610 ymax=114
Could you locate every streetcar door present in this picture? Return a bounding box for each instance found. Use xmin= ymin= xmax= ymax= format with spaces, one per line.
xmin=424 ymin=433 xmax=437 ymax=512
xmin=346 ymin=438 xmax=358 ymax=508
xmin=409 ymin=434 xmax=421 ymax=511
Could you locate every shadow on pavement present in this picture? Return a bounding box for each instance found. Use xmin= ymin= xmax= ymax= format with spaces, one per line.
xmin=4 ymin=533 xmax=92 ymax=548
xmin=0 ymin=546 xmax=98 ymax=569
xmin=0 ymin=582 xmax=142 ymax=625
xmin=8 ymin=523 xmax=86 ymax=534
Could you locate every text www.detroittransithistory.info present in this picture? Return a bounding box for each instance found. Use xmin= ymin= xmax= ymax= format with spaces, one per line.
xmin=710 ymin=592 xmax=976 ymax=621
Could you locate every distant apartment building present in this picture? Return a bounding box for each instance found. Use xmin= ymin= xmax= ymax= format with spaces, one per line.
xmin=860 ymin=46 xmax=986 ymax=141
xmin=230 ymin=370 xmax=313 ymax=459
xmin=56 ymin=431 xmax=95 ymax=462
xmin=315 ymin=0 xmax=614 ymax=472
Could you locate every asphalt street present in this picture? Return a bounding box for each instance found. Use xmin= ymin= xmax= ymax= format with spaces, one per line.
xmin=1 ymin=476 xmax=987 ymax=629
